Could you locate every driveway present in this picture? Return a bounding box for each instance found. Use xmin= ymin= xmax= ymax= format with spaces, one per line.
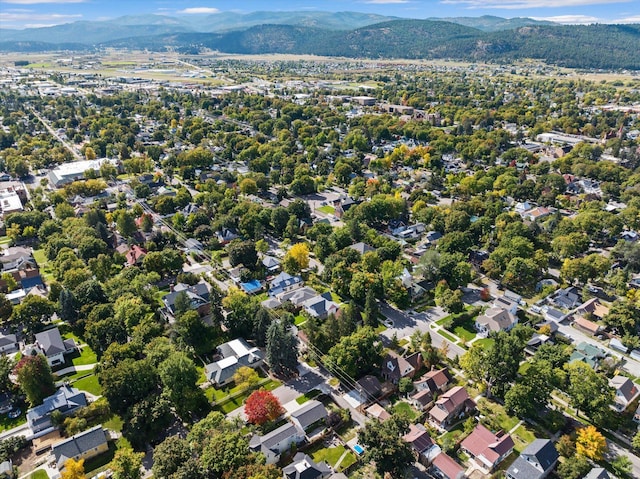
xmin=379 ymin=302 xmax=466 ymax=359
xmin=607 ymin=439 xmax=640 ymax=478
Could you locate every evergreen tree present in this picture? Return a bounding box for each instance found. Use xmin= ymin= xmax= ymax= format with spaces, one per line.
xmin=265 ymin=321 xmax=298 ymax=377
xmin=364 ymin=288 xmax=379 ymax=327
xmin=252 ymin=307 xmax=271 ymax=347
xmin=58 ymin=289 xmax=78 ymax=324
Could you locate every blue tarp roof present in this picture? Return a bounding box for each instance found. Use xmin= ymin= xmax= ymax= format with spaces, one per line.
xmin=241 ymin=280 xmax=262 ymax=294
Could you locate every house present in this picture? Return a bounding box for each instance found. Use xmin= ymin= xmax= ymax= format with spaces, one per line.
xmin=475 ymin=307 xmax=517 ymax=337
xmin=525 ymin=334 xmax=553 ymax=355
xmin=216 ymin=228 xmax=239 ymax=245
xmin=205 ymin=338 xmax=264 ymax=386
xmin=380 ymin=351 xmax=420 ymax=385
xmin=493 ymin=296 xmax=519 ymax=315
xmin=414 ymin=368 xmax=453 ymax=395
xmin=460 ymin=424 xmax=514 ymax=471
xmin=609 ymin=375 xmax=640 ymax=412
xmin=428 ymin=386 xmax=475 ymax=430
xmin=505 ymin=439 xmax=558 ymax=479
xmin=410 ymin=389 xmax=435 ymax=411
xmin=25 ymin=328 xmax=76 ymax=367
xmin=610 ymin=338 xmax=628 ymax=354
xmin=0 ymin=334 xmax=18 ymax=354
xmin=52 ymin=425 xmax=108 ymax=470
xmin=572 ymin=316 xmax=602 ymax=336
xmin=543 ymin=307 xmax=566 ymax=323
xmin=47 ymin=158 xmax=119 ymax=187
xmin=268 ymin=272 xmax=303 ymax=297
xmin=551 ymin=287 xmax=582 ymax=310
xmin=262 ymin=255 xmax=280 ymax=274
xmin=583 ymin=468 xmax=610 ymax=479
xmin=356 ymin=375 xmax=383 ymax=400
xmin=0 ymin=247 xmax=36 ymax=273
xmin=430 ymin=453 xmax=466 ymax=479
xmin=125 ymin=245 xmax=146 ymax=266
xmin=0 ymin=459 xmax=13 ymax=479
xmin=283 ymin=453 xmax=331 ymax=479
xmin=302 ymin=293 xmax=339 ymax=320
xmin=290 ymin=400 xmax=328 ymax=432
xmin=162 ymin=282 xmax=210 ymax=317
xmin=576 ymin=298 xmax=609 ymax=320
xmin=249 ymin=422 xmax=305 ymax=464
xmin=365 ymin=403 xmax=391 ymax=421
xmin=27 ymin=386 xmax=87 ymax=434
xmin=348 ymin=242 xmax=375 ymax=255
xmin=403 ymin=423 xmax=441 ymax=465
xmin=278 ymin=286 xmax=319 ymax=307
xmin=570 ymin=342 xmax=607 ymax=369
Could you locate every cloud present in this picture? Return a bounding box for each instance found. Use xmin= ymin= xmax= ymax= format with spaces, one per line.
xmin=614 ymin=15 xmax=640 ymax=23
xmin=1 ymin=0 xmax=86 ymax=4
xmin=533 ymin=14 xmax=601 ymax=24
xmin=176 ymin=7 xmax=220 ymax=14
xmin=440 ymin=0 xmax=629 ymax=9
xmin=0 ymin=11 xmax=81 ymax=23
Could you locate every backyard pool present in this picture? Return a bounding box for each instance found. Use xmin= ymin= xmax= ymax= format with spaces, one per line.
xmin=353 ymin=444 xmax=364 ymax=455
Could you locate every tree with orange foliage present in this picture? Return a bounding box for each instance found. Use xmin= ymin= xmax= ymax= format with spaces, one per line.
xmin=244 ymin=389 xmax=284 ymax=426
xmin=576 ymin=425 xmax=607 ymax=461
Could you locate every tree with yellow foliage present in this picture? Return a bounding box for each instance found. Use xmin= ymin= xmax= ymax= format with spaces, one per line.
xmin=283 ymin=242 xmax=310 ymax=274
xmin=61 ymin=458 xmax=86 ymax=479
xmin=576 ymin=425 xmax=607 ymax=461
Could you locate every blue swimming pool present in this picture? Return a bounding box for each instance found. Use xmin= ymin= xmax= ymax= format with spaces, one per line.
xmin=353 ymin=444 xmax=364 ymax=455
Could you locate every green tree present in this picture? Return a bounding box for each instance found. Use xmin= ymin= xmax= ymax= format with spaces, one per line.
xmin=116 ymin=211 xmax=137 ymax=238
xmin=13 ymin=354 xmax=56 ymax=406
xmin=611 ymin=455 xmax=633 ymax=478
xmin=326 ymin=327 xmax=382 ymax=379
xmin=158 ymin=352 xmax=206 ymax=419
xmin=99 ymin=358 xmax=158 ymax=415
xmin=110 ymin=448 xmax=143 ymax=479
xmin=566 ymin=361 xmax=613 ymax=423
xmin=363 ymin=288 xmax=379 ymax=327
xmin=359 ymin=414 xmax=413 ymax=477
xmin=265 ymin=321 xmax=298 ymax=377
xmin=556 ymin=455 xmax=590 ymax=479
xmin=151 ymin=436 xmax=193 ymax=478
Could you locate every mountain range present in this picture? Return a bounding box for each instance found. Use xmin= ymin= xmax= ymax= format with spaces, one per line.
xmin=0 ymin=11 xmax=638 ymax=70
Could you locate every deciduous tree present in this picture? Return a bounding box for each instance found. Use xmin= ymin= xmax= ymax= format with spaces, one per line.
xmin=244 ymin=389 xmax=284 ymax=426
xmin=576 ymin=425 xmax=607 ymax=461
xmin=13 ymin=354 xmax=56 ymax=406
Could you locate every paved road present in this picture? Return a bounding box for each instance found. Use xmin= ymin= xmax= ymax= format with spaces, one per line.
xmin=379 ymin=302 xmax=466 ymax=359
xmin=557 ymin=322 xmax=640 ymax=377
xmin=607 ymin=439 xmax=640 ymax=478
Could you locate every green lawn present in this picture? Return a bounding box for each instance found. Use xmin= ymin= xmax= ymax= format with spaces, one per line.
xmin=512 ymin=424 xmax=539 ymax=453
xmin=296 ymin=389 xmax=322 ymax=405
xmin=209 ymin=379 xmax=281 ymax=413
xmin=475 ymin=338 xmax=495 ymax=350
xmin=30 ymin=471 xmax=49 ymax=479
xmin=453 ymin=324 xmax=476 ymax=342
xmin=0 ymin=409 xmax=26 ymax=432
xmin=392 ymin=401 xmax=420 ymax=422
xmin=438 ymin=422 xmax=466 ymax=447
xmin=374 ymin=323 xmax=387 ymax=334
xmin=478 ymin=399 xmax=519 ymax=432
xmin=84 ymin=442 xmax=117 ymax=475
xmin=294 ymin=315 xmax=307 ymax=326
xmin=33 ymin=248 xmax=55 ymax=283
xmin=73 ymin=374 xmax=102 ymax=396
xmin=311 ymin=445 xmax=348 ymax=467
xmin=337 ymin=451 xmax=357 ymax=471
xmin=69 ymin=345 xmax=98 ymax=366
xmin=318 ymin=205 xmax=335 ymax=214
xmin=437 ymin=329 xmax=457 ymax=343
xmin=0 ymin=236 xmax=11 ymax=245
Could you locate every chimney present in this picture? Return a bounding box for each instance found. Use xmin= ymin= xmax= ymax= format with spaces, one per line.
xmin=169 ymin=284 xmax=175 ymax=292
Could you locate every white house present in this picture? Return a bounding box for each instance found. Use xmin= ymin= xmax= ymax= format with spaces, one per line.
xmin=249 ymin=422 xmax=305 ymax=464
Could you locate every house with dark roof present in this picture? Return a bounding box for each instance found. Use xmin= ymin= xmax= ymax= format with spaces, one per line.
xmin=609 ymin=375 xmax=640 ymax=412
xmin=348 ymin=242 xmax=375 ymax=255
xmin=262 ymin=255 xmax=280 ymax=274
xmin=403 ymin=423 xmax=441 ymax=465
xmin=290 ymin=400 xmax=328 ymax=433
xmin=505 ymin=439 xmax=558 ymax=479
xmin=249 ymin=422 xmax=305 ymax=464
xmin=302 ymin=293 xmax=339 ymax=320
xmin=52 ymin=425 xmax=108 ymax=470
xmin=460 ymin=424 xmax=514 ymax=471
xmin=216 ymin=228 xmax=239 ymax=245
xmin=551 ymin=287 xmax=582 ymax=310
xmin=430 ymin=452 xmax=466 ymax=479
xmin=268 ymin=272 xmax=304 ymax=297
xmin=25 ymin=328 xmax=76 ymax=367
xmin=162 ymin=282 xmax=210 ymax=318
xmin=0 ymin=247 xmax=36 ymax=273
xmin=205 ymin=338 xmax=264 ymax=386
xmin=0 ymin=334 xmax=18 ymax=354
xmin=428 ymin=386 xmax=475 ymax=431
xmin=356 ymin=375 xmax=383 ymax=400
xmin=283 ymin=453 xmax=331 ymax=479
xmin=27 ymin=386 xmax=87 ymax=434
xmin=411 ymin=368 xmax=453 ymax=410
xmin=583 ymin=468 xmax=609 ymax=479
xmin=381 ymin=351 xmax=420 ymax=385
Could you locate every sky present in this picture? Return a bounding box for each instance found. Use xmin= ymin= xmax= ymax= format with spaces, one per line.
xmin=0 ymin=0 xmax=639 ymax=30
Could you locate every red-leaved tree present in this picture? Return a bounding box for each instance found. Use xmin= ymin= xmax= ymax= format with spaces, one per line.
xmin=244 ymin=389 xmax=284 ymax=425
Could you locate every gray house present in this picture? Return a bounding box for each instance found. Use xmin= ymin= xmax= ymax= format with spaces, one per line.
xmin=27 ymin=386 xmax=87 ymax=434
xmin=25 ymin=328 xmax=76 ymax=367
xmin=205 ymin=338 xmax=264 ymax=386
xmin=283 ymin=453 xmax=331 ymax=479
xmin=290 ymin=400 xmax=328 ymax=432
xmin=52 ymin=425 xmax=108 ymax=470
xmin=249 ymin=422 xmax=305 ymax=464
xmin=505 ymin=439 xmax=558 ymax=479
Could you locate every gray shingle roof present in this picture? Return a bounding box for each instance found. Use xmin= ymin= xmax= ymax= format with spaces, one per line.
xmin=506 ymin=439 xmax=558 ymax=479
xmin=52 ymin=425 xmax=107 ymax=469
xmin=291 ymin=400 xmax=328 ymax=430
